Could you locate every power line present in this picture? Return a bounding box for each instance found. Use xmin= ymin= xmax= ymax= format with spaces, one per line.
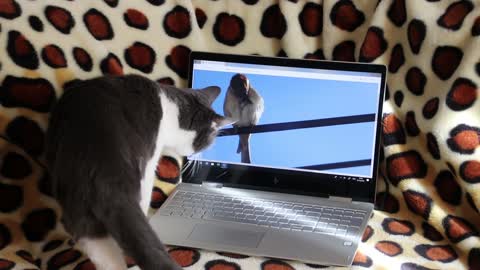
xmin=298 ymin=159 xmax=371 ymax=171
xmin=218 ymin=113 xmax=376 ymax=136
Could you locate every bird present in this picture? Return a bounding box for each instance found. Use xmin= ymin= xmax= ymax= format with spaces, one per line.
xmin=223 ymin=73 xmax=264 ymax=163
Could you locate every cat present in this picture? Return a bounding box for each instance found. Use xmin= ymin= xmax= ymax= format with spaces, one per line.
xmin=45 ymin=74 xmax=231 ymax=270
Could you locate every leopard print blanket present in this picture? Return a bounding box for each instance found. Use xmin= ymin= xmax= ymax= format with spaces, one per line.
xmin=0 ymin=0 xmax=479 ymax=269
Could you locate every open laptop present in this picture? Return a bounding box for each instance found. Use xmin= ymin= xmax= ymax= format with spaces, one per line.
xmin=150 ymin=52 xmax=386 ymax=266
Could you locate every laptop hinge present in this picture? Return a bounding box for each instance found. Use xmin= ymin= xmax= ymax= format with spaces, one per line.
xmin=202 ymin=182 xmax=223 ymax=188
xmin=329 ymin=196 xmax=352 ymax=203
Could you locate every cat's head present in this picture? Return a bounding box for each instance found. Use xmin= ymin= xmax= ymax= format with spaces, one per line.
xmin=162 ymin=84 xmax=234 ymax=156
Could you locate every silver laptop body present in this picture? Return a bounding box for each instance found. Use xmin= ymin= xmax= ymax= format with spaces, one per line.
xmin=150 ymin=52 xmax=386 ymax=267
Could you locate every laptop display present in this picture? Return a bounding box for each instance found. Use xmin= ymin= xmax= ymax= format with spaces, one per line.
xmin=186 ymin=53 xmax=385 ymax=202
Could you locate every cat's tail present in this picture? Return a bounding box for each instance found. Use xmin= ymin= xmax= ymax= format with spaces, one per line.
xmin=93 ymin=196 xmax=182 ymax=270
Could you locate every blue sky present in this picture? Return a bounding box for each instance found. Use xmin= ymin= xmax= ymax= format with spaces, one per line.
xmin=191 ymin=69 xmax=380 ymax=177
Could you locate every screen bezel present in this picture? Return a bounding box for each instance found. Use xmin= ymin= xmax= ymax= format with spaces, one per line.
xmin=186 ymin=51 xmax=386 ymax=203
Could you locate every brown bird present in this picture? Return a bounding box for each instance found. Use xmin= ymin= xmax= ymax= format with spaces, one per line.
xmin=223 ymin=74 xmax=264 ymax=163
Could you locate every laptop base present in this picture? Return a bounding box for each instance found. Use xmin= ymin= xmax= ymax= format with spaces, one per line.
xmin=150 ymin=183 xmax=373 ymax=267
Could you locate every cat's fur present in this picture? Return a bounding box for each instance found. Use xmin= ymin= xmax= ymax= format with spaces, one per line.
xmin=45 ymin=74 xmax=228 ymax=270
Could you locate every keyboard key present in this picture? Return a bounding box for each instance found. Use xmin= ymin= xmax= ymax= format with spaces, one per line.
xmin=280 ymin=223 xmax=291 ymax=230
xmin=336 ymin=229 xmax=347 ymax=237
xmin=310 ymin=207 xmax=323 ymax=213
xmin=306 ymin=212 xmax=322 ymax=218
xmin=171 ymin=210 xmax=183 ymax=217
xmin=291 ymin=225 xmax=303 ymax=231
xmin=327 ymin=223 xmax=338 ymax=229
xmin=350 ymin=218 xmax=363 ymax=226
xmin=258 ymin=221 xmax=269 ymax=227
xmin=316 ymin=222 xmax=327 ymax=229
xmin=257 ymin=216 xmax=268 ymax=221
xmin=289 ymin=220 xmax=302 ymax=226
xmin=319 ymin=217 xmax=330 ymax=222
xmin=268 ymin=217 xmax=279 ymax=223
xmin=244 ymin=209 xmax=254 ymax=215
xmin=235 ymin=213 xmax=246 ymax=219
xmin=295 ymin=210 xmax=306 ymax=216
xmin=299 ymin=221 xmax=316 ymax=227
xmin=254 ymin=210 xmax=264 ymax=216
xmin=347 ymin=227 xmax=360 ymax=238
xmin=323 ymin=208 xmax=334 ymax=214
xmin=183 ymin=209 xmax=194 ymax=216
xmin=214 ymin=211 xmax=226 ymax=217
xmin=204 ymin=213 xmax=216 ymax=220
xmin=278 ymin=218 xmax=289 ymax=224
xmin=243 ymin=219 xmax=258 ymax=225
xmin=191 ymin=213 xmax=203 ymax=219
xmin=338 ymin=219 xmax=350 ymax=225
xmin=353 ymin=213 xmax=365 ymax=219
xmin=297 ymin=217 xmax=319 ymax=222
xmin=160 ymin=210 xmax=172 ymax=216
xmin=325 ymin=228 xmax=336 ymax=235
xmin=302 ymin=226 xmax=314 ymax=232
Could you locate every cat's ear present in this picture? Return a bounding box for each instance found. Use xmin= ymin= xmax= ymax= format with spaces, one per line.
xmin=197 ymin=86 xmax=221 ymax=106
xmin=214 ymin=116 xmax=236 ymax=128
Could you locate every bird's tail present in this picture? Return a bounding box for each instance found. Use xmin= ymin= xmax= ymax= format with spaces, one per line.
xmin=238 ymin=133 xmax=251 ymax=163
xmin=236 ymin=139 xmax=242 ymax=154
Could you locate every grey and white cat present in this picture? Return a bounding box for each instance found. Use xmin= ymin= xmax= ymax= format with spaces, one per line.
xmin=45 ymin=74 xmax=230 ymax=270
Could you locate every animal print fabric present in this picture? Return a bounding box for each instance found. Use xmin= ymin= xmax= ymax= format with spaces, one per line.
xmin=0 ymin=0 xmax=479 ymax=269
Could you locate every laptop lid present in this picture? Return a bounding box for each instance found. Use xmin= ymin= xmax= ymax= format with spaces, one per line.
xmin=185 ymin=52 xmax=386 ymax=203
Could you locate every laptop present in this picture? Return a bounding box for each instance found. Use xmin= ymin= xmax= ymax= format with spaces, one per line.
xmin=150 ymin=52 xmax=386 ymax=266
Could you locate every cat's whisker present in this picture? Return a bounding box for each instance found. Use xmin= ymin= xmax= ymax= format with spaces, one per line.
xmin=182 ymin=159 xmax=196 ymax=178
xmin=181 ymin=159 xmax=193 ymax=174
xmin=193 ymin=159 xmax=200 ymax=176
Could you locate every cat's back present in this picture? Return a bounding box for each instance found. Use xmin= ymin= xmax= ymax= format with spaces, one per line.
xmin=55 ymin=75 xmax=159 ymax=114
xmin=46 ymin=75 xmax=162 ymax=166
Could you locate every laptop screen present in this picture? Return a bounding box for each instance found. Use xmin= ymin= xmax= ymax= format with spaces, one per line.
xmin=186 ymin=52 xmax=385 ymax=202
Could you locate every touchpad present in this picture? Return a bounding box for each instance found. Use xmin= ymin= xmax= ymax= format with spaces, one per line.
xmin=188 ymin=224 xmax=265 ymax=248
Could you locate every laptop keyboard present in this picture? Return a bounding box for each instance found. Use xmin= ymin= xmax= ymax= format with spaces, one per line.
xmin=160 ymin=191 xmax=367 ymax=238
